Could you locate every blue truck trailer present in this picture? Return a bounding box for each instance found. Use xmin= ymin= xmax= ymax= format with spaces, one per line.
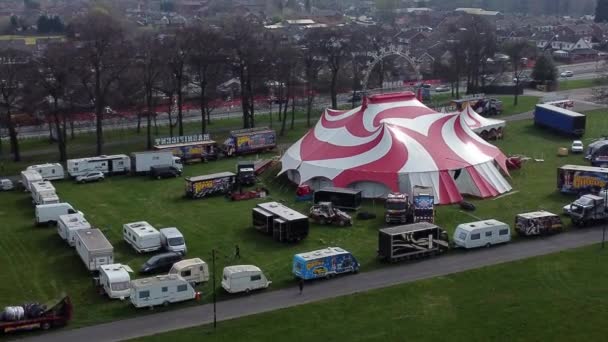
xmin=534 ymin=104 xmax=586 ymax=137
xmin=292 ymin=247 xmax=359 ymax=280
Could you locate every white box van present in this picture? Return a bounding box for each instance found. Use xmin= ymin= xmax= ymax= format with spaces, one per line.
xmin=453 ymin=219 xmax=511 ymax=249
xmin=57 ymin=213 xmax=91 ymax=246
xmin=20 ymin=170 xmax=42 ymax=192
xmin=221 ymin=265 xmax=271 ymax=294
xmin=169 ymin=258 xmax=208 ymax=285
xmin=35 ymin=203 xmax=78 ymax=225
xmin=26 ymin=163 xmax=65 ymax=181
xmin=30 ymin=181 xmax=59 ymax=205
xmin=97 ymin=264 xmax=133 ymax=299
xmin=75 ymin=229 xmax=114 ymax=271
xmin=129 ymin=274 xmax=198 ymax=308
xmin=160 ymin=227 xmax=187 ymax=255
xmin=123 ymin=221 xmax=161 ymax=253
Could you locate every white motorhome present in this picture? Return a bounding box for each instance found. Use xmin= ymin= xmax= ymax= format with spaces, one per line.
xmin=169 ymin=258 xmax=208 ymax=285
xmin=67 ymin=154 xmax=130 ymax=177
xmin=221 ymin=265 xmax=271 ymax=294
xmin=20 ymin=170 xmax=43 ymax=192
xmin=129 ymin=274 xmax=197 ymax=308
xmin=453 ymin=219 xmax=511 ymax=249
xmin=57 ymin=213 xmax=91 ymax=246
xmin=97 ymin=264 xmax=133 ymax=299
xmin=75 ymin=229 xmax=114 ymax=271
xmin=30 ymin=181 xmax=59 ymax=205
xmin=130 ymin=151 xmax=183 ymax=174
xmin=26 ymin=163 xmax=65 ymax=181
xmin=123 ymin=221 xmax=161 ymax=253
xmin=160 ymin=227 xmax=187 ymax=255
xmin=35 ymin=203 xmax=78 ymax=225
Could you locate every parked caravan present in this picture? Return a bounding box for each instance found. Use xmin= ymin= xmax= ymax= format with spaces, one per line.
xmin=292 ymin=247 xmax=360 ymax=280
xmin=30 ymin=181 xmax=59 ymax=205
xmin=130 ymin=151 xmax=183 ymax=175
xmin=66 ymin=155 xmax=130 ymax=178
xmin=0 ymin=178 xmax=14 ymax=191
xmin=313 ymin=187 xmax=362 ymax=210
xmin=20 ymin=170 xmax=42 ymax=192
xmin=160 ymin=227 xmax=187 ymax=255
xmin=185 ymin=172 xmax=235 ymax=199
xmin=57 ymin=213 xmax=91 ymax=246
xmin=96 ymin=264 xmax=133 ymax=299
xmin=123 ymin=221 xmax=162 ymax=253
xmin=129 ymin=274 xmax=197 ymax=308
xmin=74 ymin=229 xmax=114 ymax=271
xmin=169 ymin=258 xmax=209 ymax=285
xmin=515 ymin=211 xmax=563 ymax=236
xmin=35 ymin=203 xmax=78 ymax=225
xmin=253 ymin=202 xmax=309 ymax=242
xmin=221 ymin=265 xmax=271 ymax=293
xmin=453 ymin=219 xmax=511 ymax=249
xmin=26 ymin=163 xmax=65 ymax=181
xmin=378 ymin=223 xmax=449 ymax=262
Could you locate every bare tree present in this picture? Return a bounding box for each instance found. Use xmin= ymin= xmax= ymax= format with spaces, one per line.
xmin=134 ymin=32 xmax=163 ymax=149
xmin=502 ymin=39 xmax=535 ymax=106
xmin=301 ymin=35 xmax=323 ymax=127
xmin=163 ymin=30 xmax=193 ymax=136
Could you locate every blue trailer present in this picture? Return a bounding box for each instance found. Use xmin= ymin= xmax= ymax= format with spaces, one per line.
xmin=534 ymin=104 xmax=586 ymax=137
xmin=292 ymin=247 xmax=359 ymax=280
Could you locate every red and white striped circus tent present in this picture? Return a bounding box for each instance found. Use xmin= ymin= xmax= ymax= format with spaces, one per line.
xmin=279 ymin=92 xmax=512 ymax=204
xmin=459 ymin=104 xmax=506 ymax=140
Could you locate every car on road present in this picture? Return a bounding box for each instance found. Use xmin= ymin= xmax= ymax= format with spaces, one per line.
xmin=140 ymin=252 xmax=183 ymax=274
xmin=75 ymin=171 xmax=104 ymax=184
xmin=571 ymin=140 xmax=584 ymax=153
xmin=434 ymin=85 xmax=450 ymax=92
xmin=561 ymin=70 xmax=574 ymax=77
xmin=1 ymin=178 xmax=14 ymax=191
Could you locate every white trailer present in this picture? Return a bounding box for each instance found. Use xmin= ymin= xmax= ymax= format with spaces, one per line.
xmin=130 ymin=151 xmax=183 ymax=174
xmin=221 ymin=265 xmax=271 ymax=294
xmin=75 ymin=229 xmax=114 ymax=271
xmin=35 ymin=203 xmax=78 ymax=225
xmin=30 ymin=181 xmax=59 ymax=205
xmin=97 ymin=264 xmax=133 ymax=299
xmin=57 ymin=213 xmax=91 ymax=246
xmin=20 ymin=170 xmax=43 ymax=192
xmin=123 ymin=221 xmax=162 ymax=253
xmin=26 ymin=163 xmax=65 ymax=181
xmin=169 ymin=258 xmax=209 ymax=285
xmin=129 ymin=274 xmax=197 ymax=308
xmin=67 ymin=154 xmax=130 ymax=177
xmin=452 ymin=219 xmax=511 ymax=249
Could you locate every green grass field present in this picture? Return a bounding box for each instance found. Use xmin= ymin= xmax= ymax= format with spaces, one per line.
xmin=0 ymin=106 xmax=603 ymax=329
xmin=559 ymin=78 xmax=608 ymax=91
xmin=133 ymin=244 xmax=608 ymax=342
xmin=0 ymin=35 xmax=65 ymax=45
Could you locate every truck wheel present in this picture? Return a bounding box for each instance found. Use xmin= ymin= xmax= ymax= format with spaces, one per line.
xmin=157 ymin=176 xmax=162 ymax=180
xmin=163 ymin=301 xmax=170 ymax=307
xmin=42 ymin=322 xmax=51 ymax=330
xmin=485 ymin=243 xmax=491 ymax=248
xmin=245 ymin=288 xmax=250 ymax=294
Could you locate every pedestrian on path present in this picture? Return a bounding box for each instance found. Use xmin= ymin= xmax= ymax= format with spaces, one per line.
xmin=298 ymin=279 xmax=304 ymax=295
xmin=235 ymin=244 xmax=240 ymax=259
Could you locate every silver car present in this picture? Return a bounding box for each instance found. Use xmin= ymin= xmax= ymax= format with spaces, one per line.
xmin=76 ymin=171 xmax=105 ymax=183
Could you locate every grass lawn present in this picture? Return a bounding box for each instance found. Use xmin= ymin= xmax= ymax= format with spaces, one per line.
xmin=0 ymin=105 xmax=604 ymax=330
xmin=133 ymin=244 xmax=608 ymax=342
xmin=558 ymin=78 xmax=607 ymax=91
xmin=496 ymin=95 xmax=539 ymax=116
xmin=0 ymin=35 xmax=65 ymax=45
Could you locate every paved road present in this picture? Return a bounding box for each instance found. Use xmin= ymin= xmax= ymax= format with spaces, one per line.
xmin=18 ymin=228 xmax=606 ymax=342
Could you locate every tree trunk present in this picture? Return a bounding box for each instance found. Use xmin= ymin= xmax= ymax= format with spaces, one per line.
xmin=177 ymin=75 xmax=184 ymax=136
xmin=146 ymin=89 xmax=153 ymax=150
xmin=247 ymin=74 xmax=255 ymax=128
xmin=70 ymin=115 xmax=75 ymax=140
xmin=330 ymin=69 xmax=338 ymax=109
xmin=7 ymin=108 xmax=20 ymax=162
xmin=290 ymin=95 xmax=295 ymax=129
xmin=95 ymin=70 xmax=104 ymax=156
xmin=306 ymin=93 xmax=314 ymax=128
xmin=199 ymin=81 xmax=207 ymax=134
xmin=239 ymin=66 xmax=249 ymax=129
xmin=513 ymin=65 xmax=520 ymax=106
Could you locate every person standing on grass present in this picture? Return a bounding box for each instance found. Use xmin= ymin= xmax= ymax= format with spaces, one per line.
xmin=235 ymin=244 xmax=240 ymax=259
xmin=298 ymin=278 xmax=304 ymax=295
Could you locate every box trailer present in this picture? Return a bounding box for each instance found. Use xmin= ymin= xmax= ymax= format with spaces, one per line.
xmin=223 ymin=127 xmax=276 ymax=157
xmin=154 ymin=140 xmax=219 ymax=162
xmin=123 ymin=221 xmax=162 ymax=253
xmin=57 ymin=213 xmax=91 ymax=246
xmin=129 ymin=274 xmax=198 ymax=308
xmin=30 ymin=181 xmax=59 ymax=205
xmin=66 ymin=154 xmax=130 ymax=178
xmin=26 ymin=163 xmax=65 ymax=181
xmin=130 ymin=151 xmax=183 ymax=175
xmin=292 ymin=247 xmax=360 ymax=280
xmin=95 ymin=264 xmax=133 ymax=299
xmin=253 ymin=202 xmax=309 ymax=242
xmin=35 ymin=203 xmax=78 ymax=226
xmin=74 ymin=229 xmax=114 ymax=271
xmin=313 ymin=187 xmax=362 ymax=210
xmin=185 ymin=172 xmax=235 ymax=199
xmin=557 ymin=164 xmax=608 ymax=195
xmin=515 ymin=211 xmax=563 ymax=236
xmin=534 ymin=104 xmax=586 ymax=137
xmin=0 ymin=296 xmax=72 ymax=334
xmin=20 ymin=170 xmax=43 ymax=192
xmin=378 ymin=222 xmax=449 ymax=262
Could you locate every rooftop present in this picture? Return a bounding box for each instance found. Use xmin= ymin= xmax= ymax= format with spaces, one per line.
xmin=295 ymin=247 xmax=349 ymax=260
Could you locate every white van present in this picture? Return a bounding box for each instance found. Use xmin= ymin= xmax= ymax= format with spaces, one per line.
xmin=97 ymin=264 xmax=133 ymax=299
xmin=130 ymin=274 xmax=197 ymax=308
xmin=221 ymin=265 xmax=271 ymax=294
xmin=123 ymin=221 xmax=162 ymax=253
xmin=57 ymin=213 xmax=91 ymax=246
xmin=160 ymin=227 xmax=187 ymax=255
xmin=35 ymin=203 xmax=78 ymax=225
xmin=453 ymin=219 xmax=511 ymax=249
xmin=169 ymin=258 xmax=209 ymax=285
xmin=26 ymin=163 xmax=65 ymax=181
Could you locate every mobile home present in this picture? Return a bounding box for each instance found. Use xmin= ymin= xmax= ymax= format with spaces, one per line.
xmin=75 ymin=229 xmax=114 ymax=271
xmin=221 ymin=265 xmax=271 ymax=293
xmin=96 ymin=264 xmax=133 ymax=299
xmin=30 ymin=181 xmax=59 ymax=205
xmin=452 ymin=219 xmax=511 ymax=249
xmin=292 ymin=247 xmax=360 ymax=280
xmin=67 ymin=154 xmax=130 ymax=178
xmin=20 ymin=170 xmax=43 ymax=192
xmin=169 ymin=258 xmax=209 ymax=285
xmin=57 ymin=213 xmax=91 ymax=246
xmin=35 ymin=203 xmax=78 ymax=226
xmin=129 ymin=274 xmax=197 ymax=308
xmin=26 ymin=163 xmax=65 ymax=181
xmin=123 ymin=221 xmax=162 ymax=253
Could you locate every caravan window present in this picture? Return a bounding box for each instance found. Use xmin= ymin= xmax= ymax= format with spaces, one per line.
xmin=177 ymin=284 xmax=188 ymax=292
xmin=162 ymin=287 xmax=168 ymax=293
xmin=485 ymin=231 xmax=493 ymax=237
xmin=111 ymin=281 xmax=130 ymax=291
xmin=181 ymin=270 xmax=192 ymax=277
xmin=458 ymin=231 xmax=467 ymax=240
xmin=139 ymin=290 xmax=150 ymax=299
xmin=499 ymin=229 xmax=509 ymax=236
xmin=251 ymin=274 xmax=262 ymax=281
xmin=471 ymin=233 xmax=480 ymax=240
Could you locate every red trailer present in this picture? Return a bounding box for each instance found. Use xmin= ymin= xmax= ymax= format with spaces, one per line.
xmin=1 ymin=296 xmax=72 ymax=334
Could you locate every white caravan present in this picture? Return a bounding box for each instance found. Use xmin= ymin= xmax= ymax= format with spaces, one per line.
xmin=123 ymin=221 xmax=162 ymax=253
xmin=453 ymin=219 xmax=511 ymax=249
xmin=75 ymin=229 xmax=114 ymax=271
xmin=67 ymin=154 xmax=130 ymax=177
xmin=30 ymin=181 xmax=59 ymax=205
xmin=130 ymin=151 xmax=183 ymax=174
xmin=26 ymin=163 xmax=65 ymax=181
xmin=20 ymin=170 xmax=43 ymax=192
xmin=57 ymin=213 xmax=91 ymax=246
xmin=35 ymin=203 xmax=78 ymax=225
xmin=129 ymin=274 xmax=197 ymax=308
xmin=97 ymin=264 xmax=133 ymax=299
xmin=221 ymin=265 xmax=271 ymax=294
xmin=169 ymin=258 xmax=209 ymax=285
xmin=160 ymin=227 xmax=187 ymax=255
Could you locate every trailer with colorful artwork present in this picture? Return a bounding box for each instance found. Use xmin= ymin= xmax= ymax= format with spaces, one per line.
xmin=185 ymin=172 xmax=235 ymax=199
xmin=223 ymin=127 xmax=276 ymax=157
xmin=292 ymin=247 xmax=360 ymax=280
xmin=412 ymin=186 xmax=435 ymax=223
xmin=154 ymin=140 xmax=219 ymax=163
xmin=557 ymin=164 xmax=608 ymax=195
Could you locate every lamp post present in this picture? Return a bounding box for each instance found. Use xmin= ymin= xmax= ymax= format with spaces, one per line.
xmin=212 ymin=248 xmax=217 ymax=329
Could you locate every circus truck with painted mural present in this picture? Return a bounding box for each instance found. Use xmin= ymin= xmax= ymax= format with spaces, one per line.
xmin=557 ymin=165 xmax=608 ymax=195
xmin=223 ymin=128 xmax=276 ymax=157
xmin=292 ymin=247 xmax=360 ymax=280
xmin=185 ymin=172 xmax=236 ymax=199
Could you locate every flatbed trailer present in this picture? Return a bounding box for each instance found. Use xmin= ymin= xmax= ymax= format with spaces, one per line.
xmin=0 ymin=296 xmax=72 ymax=334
